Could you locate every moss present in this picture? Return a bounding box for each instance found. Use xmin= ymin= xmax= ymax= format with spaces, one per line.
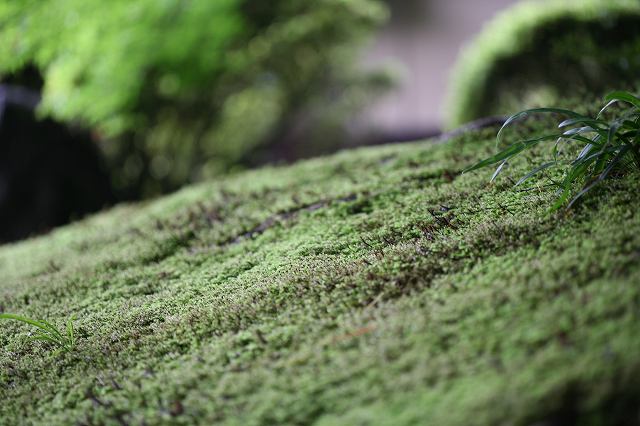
xmin=1 ymin=113 xmax=640 ymax=424
xmin=445 ymin=0 xmax=640 ymax=128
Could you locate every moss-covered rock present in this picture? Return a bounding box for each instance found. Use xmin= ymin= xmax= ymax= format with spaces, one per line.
xmin=1 ymin=105 xmax=640 ymax=424
xmin=445 ymin=0 xmax=640 ymax=128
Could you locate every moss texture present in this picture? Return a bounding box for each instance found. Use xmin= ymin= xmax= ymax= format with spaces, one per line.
xmin=1 ymin=110 xmax=640 ymax=424
xmin=445 ymin=0 xmax=640 ymax=128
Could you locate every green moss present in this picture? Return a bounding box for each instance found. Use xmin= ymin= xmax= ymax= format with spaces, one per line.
xmin=445 ymin=0 xmax=640 ymax=128
xmin=1 ymin=114 xmax=640 ymax=424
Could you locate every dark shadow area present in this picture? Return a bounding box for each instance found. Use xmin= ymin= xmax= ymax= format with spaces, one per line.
xmin=0 ymin=73 xmax=114 ymax=243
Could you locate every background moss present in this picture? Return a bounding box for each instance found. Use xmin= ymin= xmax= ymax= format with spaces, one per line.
xmin=445 ymin=0 xmax=640 ymax=128
xmin=0 ymin=0 xmax=390 ymax=197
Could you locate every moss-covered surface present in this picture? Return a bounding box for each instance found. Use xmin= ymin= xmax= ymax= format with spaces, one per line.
xmin=1 ymin=114 xmax=640 ymax=424
xmin=445 ymin=0 xmax=640 ymax=128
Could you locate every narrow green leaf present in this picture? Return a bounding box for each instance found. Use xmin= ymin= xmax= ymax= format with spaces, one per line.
xmin=490 ymin=160 xmax=508 ymax=182
xmin=38 ymin=319 xmax=65 ymax=341
xmin=29 ymin=334 xmax=63 ymax=347
xmin=572 ymin=145 xmax=621 ymax=167
xmin=604 ymin=91 xmax=640 ymax=110
xmin=562 ymin=125 xmax=607 ymax=140
xmin=566 ymin=145 xmax=631 ymax=209
xmin=66 ymin=317 xmax=75 ymax=347
xmin=576 ymin=143 xmax=594 ymax=161
xmin=561 ymin=133 xmax=602 ymax=147
xmin=463 ymin=143 xmax=524 ymax=173
xmin=558 ymin=117 xmax=607 ymax=129
xmin=608 ymin=121 xmax=624 ymax=146
xmin=598 ymin=99 xmax=618 ymax=118
xmin=515 ymin=162 xmax=557 ymax=186
xmin=465 ymin=134 xmax=561 ymax=174
xmin=497 ymin=108 xmax=586 ymax=142
xmin=0 ymin=314 xmax=53 ymax=334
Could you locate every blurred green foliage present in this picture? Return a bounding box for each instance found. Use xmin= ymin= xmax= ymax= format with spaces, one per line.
xmin=0 ymin=0 xmax=388 ymax=197
xmin=445 ymin=0 xmax=640 ymax=128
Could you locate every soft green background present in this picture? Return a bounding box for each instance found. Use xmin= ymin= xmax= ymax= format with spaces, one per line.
xmin=0 ymin=0 xmax=388 ymax=196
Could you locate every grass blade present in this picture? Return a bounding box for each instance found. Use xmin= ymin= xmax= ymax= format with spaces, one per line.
xmin=515 ymin=162 xmax=556 ymax=186
xmin=66 ymin=316 xmax=75 ymax=347
xmin=604 ymin=91 xmax=640 ymax=110
xmin=498 ymin=108 xmax=589 ymax=143
xmin=1 ymin=313 xmax=76 ymax=352
xmin=0 ymin=314 xmax=53 ymax=334
xmin=490 ymin=160 xmax=508 ymax=182
xmin=29 ymin=333 xmax=63 ymax=347
xmin=38 ymin=319 xmax=65 ymax=341
xmin=464 ymin=134 xmax=562 ymax=173
xmin=566 ymin=145 xmax=631 ymax=209
xmin=558 ymin=117 xmax=607 ymax=129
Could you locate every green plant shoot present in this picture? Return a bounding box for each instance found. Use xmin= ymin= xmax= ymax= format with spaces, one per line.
xmin=0 ymin=313 xmax=76 ymax=352
xmin=464 ymin=90 xmax=640 ymax=210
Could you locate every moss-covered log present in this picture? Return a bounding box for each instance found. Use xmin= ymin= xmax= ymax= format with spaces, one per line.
xmin=1 ymin=108 xmax=640 ymax=424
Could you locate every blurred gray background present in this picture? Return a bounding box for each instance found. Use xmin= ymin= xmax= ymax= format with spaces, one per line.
xmin=362 ymin=0 xmax=520 ymax=133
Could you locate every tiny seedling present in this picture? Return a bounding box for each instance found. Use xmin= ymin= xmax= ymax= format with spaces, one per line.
xmin=464 ymin=91 xmax=640 ymax=210
xmin=0 ymin=313 xmax=76 ymax=352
